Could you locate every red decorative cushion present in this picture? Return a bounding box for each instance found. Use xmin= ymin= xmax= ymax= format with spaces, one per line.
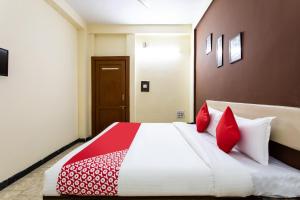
xmin=216 ymin=106 xmax=240 ymax=153
xmin=196 ymin=101 xmax=210 ymax=132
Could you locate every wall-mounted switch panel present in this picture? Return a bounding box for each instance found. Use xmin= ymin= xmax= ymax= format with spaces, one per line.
xmin=141 ymin=81 xmax=150 ymax=92
xmin=177 ymin=111 xmax=185 ymax=119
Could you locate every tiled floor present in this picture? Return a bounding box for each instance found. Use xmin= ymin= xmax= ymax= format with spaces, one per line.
xmin=0 ymin=143 xmax=83 ymax=200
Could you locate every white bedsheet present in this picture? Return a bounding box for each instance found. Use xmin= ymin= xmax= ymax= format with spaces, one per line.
xmin=118 ymin=123 xmax=213 ymax=196
xmin=44 ymin=123 xmax=214 ymax=196
xmin=176 ymin=123 xmax=300 ymax=198
xmin=43 ymin=122 xmax=300 ymax=197
xmin=173 ymin=122 xmax=253 ymax=197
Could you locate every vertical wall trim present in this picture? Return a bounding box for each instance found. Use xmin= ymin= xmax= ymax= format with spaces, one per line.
xmin=193 ymin=28 xmax=197 ymax=122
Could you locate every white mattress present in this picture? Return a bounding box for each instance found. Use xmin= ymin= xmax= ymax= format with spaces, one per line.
xmin=43 ymin=122 xmax=300 ymax=197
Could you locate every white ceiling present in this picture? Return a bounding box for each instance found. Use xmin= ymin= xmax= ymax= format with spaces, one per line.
xmin=66 ymin=0 xmax=212 ymax=25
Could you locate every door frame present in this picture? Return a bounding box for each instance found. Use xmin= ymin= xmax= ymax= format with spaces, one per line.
xmin=91 ymin=56 xmax=130 ymax=136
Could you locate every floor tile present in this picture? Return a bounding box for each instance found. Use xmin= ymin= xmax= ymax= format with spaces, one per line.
xmin=0 ymin=143 xmax=83 ymax=200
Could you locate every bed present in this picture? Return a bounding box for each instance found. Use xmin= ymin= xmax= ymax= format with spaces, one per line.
xmin=43 ymin=101 xmax=300 ymax=199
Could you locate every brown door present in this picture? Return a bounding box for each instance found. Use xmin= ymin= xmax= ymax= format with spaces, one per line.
xmin=92 ymin=56 xmax=129 ymax=136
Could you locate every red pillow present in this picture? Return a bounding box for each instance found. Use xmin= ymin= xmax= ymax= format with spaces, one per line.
xmin=216 ymin=106 xmax=240 ymax=153
xmin=196 ymin=101 xmax=210 ymax=132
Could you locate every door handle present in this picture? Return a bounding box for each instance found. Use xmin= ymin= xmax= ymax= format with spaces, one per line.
xmin=101 ymin=67 xmax=119 ymax=70
xmin=120 ymin=106 xmax=127 ymax=109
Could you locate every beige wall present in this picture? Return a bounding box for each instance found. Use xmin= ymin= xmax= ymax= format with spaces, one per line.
xmin=77 ymin=30 xmax=90 ymax=139
xmin=94 ymin=34 xmax=127 ymax=56
xmin=0 ymin=0 xmax=196 ymax=181
xmin=135 ymin=35 xmax=192 ymax=122
xmin=0 ymin=0 xmax=78 ymax=182
xmin=87 ymin=33 xmax=136 ymax=126
xmin=81 ymin=34 xmax=131 ymax=138
xmin=125 ymin=34 xmax=136 ymax=122
xmin=81 ymin=30 xmax=194 ymax=137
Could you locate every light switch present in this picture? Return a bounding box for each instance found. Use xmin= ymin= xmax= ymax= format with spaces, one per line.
xmin=141 ymin=81 xmax=150 ymax=92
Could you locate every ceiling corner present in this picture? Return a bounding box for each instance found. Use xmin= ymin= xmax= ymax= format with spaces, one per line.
xmin=192 ymin=0 xmax=213 ymax=29
xmin=45 ymin=0 xmax=87 ymax=30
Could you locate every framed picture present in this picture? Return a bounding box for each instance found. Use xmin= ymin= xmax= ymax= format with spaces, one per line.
xmin=216 ymin=35 xmax=223 ymax=67
xmin=205 ymin=33 xmax=212 ymax=55
xmin=229 ymin=32 xmax=243 ymax=63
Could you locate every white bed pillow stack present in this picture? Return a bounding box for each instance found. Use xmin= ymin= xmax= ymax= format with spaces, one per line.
xmin=206 ymin=106 xmax=275 ymax=165
xmin=235 ymin=116 xmax=275 ymax=165
xmin=206 ymin=107 xmax=223 ymax=137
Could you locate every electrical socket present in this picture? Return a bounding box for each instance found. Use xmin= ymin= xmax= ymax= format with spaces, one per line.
xmin=177 ymin=111 xmax=185 ymax=119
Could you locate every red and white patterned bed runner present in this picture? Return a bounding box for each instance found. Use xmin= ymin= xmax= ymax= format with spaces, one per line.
xmin=57 ymin=122 xmax=141 ymax=196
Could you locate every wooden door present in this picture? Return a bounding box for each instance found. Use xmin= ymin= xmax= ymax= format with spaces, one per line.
xmin=92 ymin=56 xmax=129 ymax=136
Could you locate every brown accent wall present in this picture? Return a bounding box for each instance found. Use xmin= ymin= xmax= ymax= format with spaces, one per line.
xmin=195 ymin=0 xmax=300 ymax=114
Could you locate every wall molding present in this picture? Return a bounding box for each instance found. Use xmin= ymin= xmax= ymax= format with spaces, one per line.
xmin=88 ymin=24 xmax=192 ymax=34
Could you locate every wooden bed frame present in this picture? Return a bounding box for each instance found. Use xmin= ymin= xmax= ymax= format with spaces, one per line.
xmin=43 ymin=196 xmax=264 ymax=200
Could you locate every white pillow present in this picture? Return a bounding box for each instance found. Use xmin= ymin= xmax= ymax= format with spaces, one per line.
xmin=207 ymin=106 xmax=275 ymax=165
xmin=235 ymin=115 xmax=275 ymax=165
xmin=206 ymin=107 xmax=223 ymax=137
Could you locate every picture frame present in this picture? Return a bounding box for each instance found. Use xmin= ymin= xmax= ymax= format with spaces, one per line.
xmin=205 ymin=33 xmax=212 ymax=55
xmin=216 ymin=35 xmax=223 ymax=67
xmin=229 ymin=32 xmax=243 ymax=63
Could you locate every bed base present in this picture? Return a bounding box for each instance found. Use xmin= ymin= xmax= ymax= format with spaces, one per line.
xmin=43 ymin=196 xmax=267 ymax=200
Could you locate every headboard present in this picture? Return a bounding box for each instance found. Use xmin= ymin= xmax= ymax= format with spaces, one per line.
xmin=205 ymin=100 xmax=300 ymax=169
